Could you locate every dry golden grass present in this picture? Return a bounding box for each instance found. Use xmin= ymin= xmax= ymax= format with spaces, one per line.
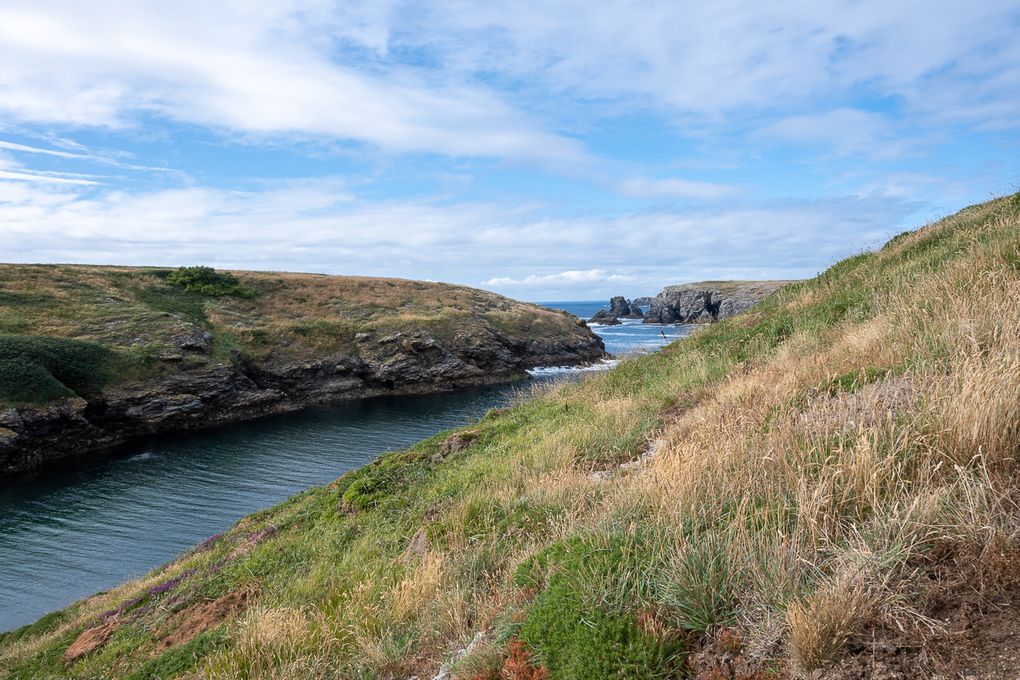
xmin=4 ymin=195 xmax=1020 ymax=679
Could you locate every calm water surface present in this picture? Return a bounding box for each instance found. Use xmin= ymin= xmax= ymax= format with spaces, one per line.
xmin=0 ymin=303 xmax=691 ymax=631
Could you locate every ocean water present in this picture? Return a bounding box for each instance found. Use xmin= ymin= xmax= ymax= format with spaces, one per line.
xmin=0 ymin=303 xmax=694 ymax=631
xmin=541 ymin=300 xmax=693 ymax=357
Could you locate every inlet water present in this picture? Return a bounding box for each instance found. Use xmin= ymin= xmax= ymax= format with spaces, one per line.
xmin=0 ymin=305 xmax=692 ymax=632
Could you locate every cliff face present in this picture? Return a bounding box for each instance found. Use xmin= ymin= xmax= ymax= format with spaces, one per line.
xmin=643 ymin=280 xmax=792 ymax=324
xmin=0 ymin=265 xmax=604 ymax=475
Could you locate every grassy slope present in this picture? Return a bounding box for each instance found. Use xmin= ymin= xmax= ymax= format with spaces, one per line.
xmin=661 ymin=280 xmax=794 ymax=292
xmin=2 ymin=194 xmax=1019 ymax=679
xmin=0 ymin=266 xmax=588 ymax=407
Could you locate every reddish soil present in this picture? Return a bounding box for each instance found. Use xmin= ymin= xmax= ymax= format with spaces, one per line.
xmin=63 ymin=620 xmax=120 ymax=665
xmin=158 ymin=587 xmax=256 ymax=650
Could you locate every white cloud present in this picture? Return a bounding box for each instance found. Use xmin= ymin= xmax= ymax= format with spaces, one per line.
xmin=483 ymin=269 xmax=634 ymax=287
xmin=2 ymin=1 xmax=1016 ymax=166
xmin=0 ymin=176 xmax=921 ymax=297
xmin=615 ymin=177 xmax=737 ymax=200
xmin=0 ymin=140 xmax=90 ymax=159
xmin=754 ymin=109 xmax=919 ymax=160
xmin=0 ymin=170 xmax=99 ymax=185
xmin=0 ymin=2 xmax=587 ymax=164
xmin=404 ymin=1 xmax=1020 ymax=129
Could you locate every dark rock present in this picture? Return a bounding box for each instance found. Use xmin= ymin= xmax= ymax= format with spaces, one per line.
xmin=643 ymin=281 xmax=790 ymax=325
xmin=174 ymin=330 xmax=214 ymax=352
xmin=588 ymin=296 xmax=643 ymax=324
xmin=587 ymin=309 xmax=622 ymax=325
xmin=0 ymin=322 xmax=607 ymax=477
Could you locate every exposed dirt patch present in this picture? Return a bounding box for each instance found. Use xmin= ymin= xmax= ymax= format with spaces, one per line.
xmin=64 ymin=619 xmax=120 ymax=665
xmin=826 ymin=599 xmax=1020 ymax=676
xmin=433 ymin=429 xmax=480 ymax=461
xmin=685 ymin=542 xmax=1020 ymax=679
xmin=687 ymin=628 xmax=786 ymax=680
xmin=818 ymin=542 xmax=1020 ymax=679
xmin=158 ymin=587 xmax=256 ymax=651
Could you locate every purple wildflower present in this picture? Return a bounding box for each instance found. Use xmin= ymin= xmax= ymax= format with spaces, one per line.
xmin=196 ymin=532 xmax=225 ymax=552
xmin=146 ymin=569 xmax=196 ymax=597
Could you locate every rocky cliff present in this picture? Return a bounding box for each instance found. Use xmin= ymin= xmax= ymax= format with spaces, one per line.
xmin=643 ymin=280 xmax=792 ymax=324
xmin=0 ymin=265 xmax=605 ymax=476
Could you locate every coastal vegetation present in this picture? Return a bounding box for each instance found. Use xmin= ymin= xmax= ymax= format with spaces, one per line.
xmin=0 ymin=265 xmax=594 ymax=409
xmin=0 ymin=266 xmax=603 ymax=474
xmin=164 ymin=266 xmax=256 ymax=299
xmin=2 ymin=193 xmax=1019 ymax=677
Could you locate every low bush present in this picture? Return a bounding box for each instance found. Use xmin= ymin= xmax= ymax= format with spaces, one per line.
xmin=517 ymin=536 xmax=686 ymax=679
xmin=166 ymin=267 xmax=255 ymax=298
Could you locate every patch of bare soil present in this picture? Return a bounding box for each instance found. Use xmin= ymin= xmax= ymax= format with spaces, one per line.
xmin=687 ymin=628 xmax=787 ymax=679
xmin=158 ymin=587 xmax=256 ymax=651
xmin=432 ymin=429 xmax=480 ymax=461
xmin=63 ymin=619 xmax=120 ymax=664
xmin=822 ymin=542 xmax=1020 ymax=679
xmin=688 ymin=542 xmax=1020 ymax=679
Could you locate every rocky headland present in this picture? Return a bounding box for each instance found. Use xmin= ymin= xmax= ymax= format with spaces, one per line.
xmin=0 ymin=265 xmax=605 ymax=476
xmin=643 ymin=280 xmax=792 ymax=324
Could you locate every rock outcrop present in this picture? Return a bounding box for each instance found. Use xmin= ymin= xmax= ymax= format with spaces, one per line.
xmin=643 ymin=281 xmax=791 ymax=324
xmin=0 ymin=265 xmax=606 ymax=476
xmin=0 ymin=327 xmax=604 ymax=476
xmin=588 ymin=296 xmax=644 ymax=325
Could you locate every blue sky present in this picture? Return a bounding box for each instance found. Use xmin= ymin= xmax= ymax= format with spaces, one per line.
xmin=0 ymin=1 xmax=1018 ymax=300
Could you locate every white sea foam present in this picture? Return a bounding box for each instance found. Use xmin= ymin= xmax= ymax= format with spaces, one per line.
xmin=527 ymin=358 xmax=620 ymax=376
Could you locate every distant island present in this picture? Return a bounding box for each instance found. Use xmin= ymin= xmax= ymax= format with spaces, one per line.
xmin=0 ymin=265 xmax=605 ymax=476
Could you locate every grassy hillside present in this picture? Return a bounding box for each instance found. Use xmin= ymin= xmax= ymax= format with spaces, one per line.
xmin=0 ymin=265 xmax=591 ymax=408
xmin=2 ymin=194 xmax=1019 ymax=678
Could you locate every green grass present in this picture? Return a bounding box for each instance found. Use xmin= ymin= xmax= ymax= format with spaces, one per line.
xmin=0 ymin=335 xmax=116 ymax=404
xmin=0 ymin=264 xmax=601 ymax=406
xmin=124 ymin=629 xmax=227 ymax=680
xmin=4 ymin=195 xmax=1020 ymax=678
xmin=131 ymin=284 xmax=211 ymax=325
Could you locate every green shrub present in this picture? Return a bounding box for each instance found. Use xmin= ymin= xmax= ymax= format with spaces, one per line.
xmin=0 ymin=360 xmax=70 ymax=402
xmin=0 ymin=335 xmax=114 ymax=404
xmin=166 ymin=267 xmax=255 ymax=298
xmin=517 ymin=536 xmax=685 ymax=679
xmin=133 ymin=285 xmax=210 ymax=324
xmin=337 ymin=449 xmax=430 ymax=511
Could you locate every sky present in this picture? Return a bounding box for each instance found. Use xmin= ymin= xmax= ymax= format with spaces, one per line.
xmin=0 ymin=1 xmax=1018 ymax=301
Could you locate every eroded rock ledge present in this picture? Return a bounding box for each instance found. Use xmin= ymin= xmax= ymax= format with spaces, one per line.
xmin=0 ymin=326 xmax=604 ymax=476
xmin=643 ymin=280 xmax=792 ymax=324
xmin=0 ymin=265 xmax=605 ymax=476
